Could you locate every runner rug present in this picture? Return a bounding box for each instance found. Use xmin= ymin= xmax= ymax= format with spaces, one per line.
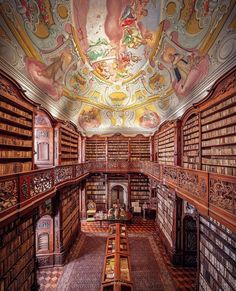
xmin=56 ymin=233 xmax=175 ymax=291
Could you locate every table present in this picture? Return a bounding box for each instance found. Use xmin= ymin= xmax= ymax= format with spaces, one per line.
xmin=94 ymin=212 xmax=133 ymax=228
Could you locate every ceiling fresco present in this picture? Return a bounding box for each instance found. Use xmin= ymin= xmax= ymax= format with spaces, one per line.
xmin=0 ymin=0 xmax=236 ymax=135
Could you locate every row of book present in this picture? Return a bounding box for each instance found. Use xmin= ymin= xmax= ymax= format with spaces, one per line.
xmin=61 ymin=147 xmax=78 ymax=153
xmin=202 ymin=165 xmax=236 ymax=175
xmin=61 ymin=134 xmax=78 ymax=144
xmin=201 ymin=96 xmax=236 ymax=118
xmin=60 ymin=128 xmax=79 ymax=140
xmin=0 ymin=110 xmax=32 ymax=127
xmin=183 ymin=131 xmax=199 ymax=141
xmin=201 ymin=106 xmax=236 ymax=125
xmin=183 ymin=163 xmax=199 ymax=169
xmin=202 ymin=157 xmax=236 ymax=166
xmin=183 ymin=144 xmax=199 ymax=151
xmin=61 ymin=154 xmax=78 ymax=159
xmin=183 ymin=156 xmax=200 ymax=163
xmin=183 ymin=118 xmax=198 ymax=129
xmin=61 ymin=140 xmax=78 ymax=148
xmin=0 ymin=161 xmax=32 ymax=175
xmin=202 ymin=136 xmax=236 ymax=147
xmin=183 ymin=150 xmax=199 ymax=157
xmin=202 ymin=115 xmax=236 ymax=132
xmin=202 ymin=146 xmax=236 ymax=156
xmin=0 ymin=150 xmax=32 ymax=158
xmin=0 ymin=135 xmax=32 ymax=147
xmin=0 ymin=100 xmax=32 ymax=120
xmin=0 ymin=123 xmax=32 ymax=136
xmin=202 ymin=125 xmax=235 ymax=140
xmin=158 ymin=134 xmax=175 ymax=145
xmin=184 ymin=138 xmax=199 ymax=146
xmin=183 ymin=124 xmax=199 ymax=135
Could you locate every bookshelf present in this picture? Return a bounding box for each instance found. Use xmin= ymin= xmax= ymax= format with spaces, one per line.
xmin=157 ymin=122 xmax=176 ymax=165
xmin=200 ymin=95 xmax=236 ymax=175
xmin=55 ymin=122 xmax=80 ymax=165
xmin=0 ymin=73 xmax=35 ymax=175
xmin=84 ymin=134 xmax=151 ymax=162
xmin=85 ymin=136 xmax=106 ymax=161
xmin=156 ymin=184 xmax=175 ymax=249
xmin=60 ymin=185 xmax=80 ymax=249
xmin=199 ymin=216 xmax=235 ymax=290
xmin=129 ymin=173 xmax=150 ymax=208
xmin=182 ymin=113 xmax=200 ymax=170
xmin=108 ymin=136 xmax=129 ymax=161
xmin=86 ymin=173 xmax=107 ymax=211
xmin=130 ymin=135 xmax=150 ymax=161
xmin=153 ymin=132 xmax=159 ymax=162
xmin=0 ymin=216 xmax=36 ymax=290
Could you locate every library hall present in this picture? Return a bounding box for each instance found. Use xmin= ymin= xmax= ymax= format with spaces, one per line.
xmin=0 ymin=1 xmax=236 ymax=290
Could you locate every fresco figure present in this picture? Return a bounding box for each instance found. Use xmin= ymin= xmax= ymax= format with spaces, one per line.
xmin=78 ymin=108 xmax=101 ymax=130
xmin=25 ymin=51 xmax=72 ymax=100
xmin=162 ymin=46 xmax=209 ymax=97
xmin=139 ymin=109 xmax=160 ymax=128
xmin=73 ymin=0 xmax=152 ymax=81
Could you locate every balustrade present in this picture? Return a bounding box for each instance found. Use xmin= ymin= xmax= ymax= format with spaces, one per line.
xmin=0 ymin=161 xmax=235 ymax=232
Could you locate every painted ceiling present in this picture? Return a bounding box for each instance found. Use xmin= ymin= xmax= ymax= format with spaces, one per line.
xmin=0 ymin=0 xmax=235 ymax=135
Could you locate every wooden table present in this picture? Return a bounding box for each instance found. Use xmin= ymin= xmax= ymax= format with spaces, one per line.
xmin=94 ymin=212 xmax=133 ymax=228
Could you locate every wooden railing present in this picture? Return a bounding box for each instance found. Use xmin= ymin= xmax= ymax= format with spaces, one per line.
xmin=0 ymin=161 xmax=235 ymax=232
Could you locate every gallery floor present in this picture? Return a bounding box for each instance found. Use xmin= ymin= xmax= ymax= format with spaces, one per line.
xmin=37 ymin=217 xmax=197 ymax=291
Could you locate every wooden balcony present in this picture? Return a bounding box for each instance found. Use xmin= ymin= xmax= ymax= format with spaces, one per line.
xmin=0 ymin=161 xmax=235 ymax=232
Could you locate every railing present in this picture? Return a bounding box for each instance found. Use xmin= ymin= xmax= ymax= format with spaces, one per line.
xmin=0 ymin=161 xmax=235 ymax=232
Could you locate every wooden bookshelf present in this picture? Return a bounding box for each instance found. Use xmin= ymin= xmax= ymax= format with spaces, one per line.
xmin=157 ymin=122 xmax=176 ymax=165
xmin=0 ymin=72 xmax=35 ymax=175
xmin=84 ymin=134 xmax=151 ymax=162
xmin=129 ymin=173 xmax=150 ymax=207
xmin=153 ymin=132 xmax=159 ymax=162
xmin=156 ymin=184 xmax=175 ymax=249
xmin=199 ymin=216 xmax=235 ymax=290
xmin=130 ymin=135 xmax=150 ymax=161
xmin=182 ymin=113 xmax=200 ymax=170
xmin=85 ymin=136 xmax=106 ymax=161
xmin=108 ymin=136 xmax=129 ymax=161
xmin=86 ymin=173 xmax=107 ymax=211
xmin=55 ymin=122 xmax=80 ymax=165
xmin=200 ymin=95 xmax=236 ymax=176
xmin=0 ymin=216 xmax=36 ymax=290
xmin=60 ymin=185 xmax=80 ymax=249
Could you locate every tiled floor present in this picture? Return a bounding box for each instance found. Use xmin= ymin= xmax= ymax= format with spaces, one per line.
xmin=37 ymin=267 xmax=63 ymax=291
xmin=37 ymin=217 xmax=197 ymax=290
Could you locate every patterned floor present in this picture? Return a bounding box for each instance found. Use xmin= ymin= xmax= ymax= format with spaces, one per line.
xmin=37 ymin=217 xmax=197 ymax=291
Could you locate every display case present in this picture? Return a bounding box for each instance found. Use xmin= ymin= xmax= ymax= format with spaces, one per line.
xmin=102 ymin=223 xmax=133 ymax=290
xmin=108 ymin=223 xmax=127 ymax=237
xmin=101 ymin=282 xmax=134 ymax=291
xmin=102 ymin=253 xmax=132 ymax=284
xmin=106 ymin=234 xmax=129 ymax=255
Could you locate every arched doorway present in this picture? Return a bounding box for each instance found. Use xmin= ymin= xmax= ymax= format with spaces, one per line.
xmin=111 ymin=185 xmax=124 ymax=206
xmin=109 ymin=182 xmax=128 ymax=210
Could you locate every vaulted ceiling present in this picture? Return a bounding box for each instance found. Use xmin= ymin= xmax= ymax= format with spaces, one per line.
xmin=0 ymin=0 xmax=235 ymax=135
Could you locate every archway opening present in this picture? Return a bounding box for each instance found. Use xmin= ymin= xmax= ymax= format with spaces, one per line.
xmin=111 ymin=185 xmax=125 ymax=207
